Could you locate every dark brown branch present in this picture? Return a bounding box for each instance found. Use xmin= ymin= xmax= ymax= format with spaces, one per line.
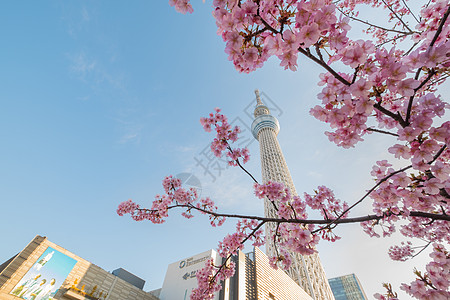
xmin=351 ymin=66 xmax=359 ymax=84
xmin=415 ymin=69 xmax=437 ymax=92
xmin=431 ymin=145 xmax=447 ymax=165
xmin=404 ymin=68 xmax=423 ymax=123
xmin=405 ymin=68 xmax=437 ymax=124
xmin=273 ymin=222 xmax=281 ymax=258
xmin=256 ymin=6 xmax=281 ymax=35
xmin=374 ymin=102 xmax=408 ymax=127
xmin=315 ymin=44 xmax=325 ymax=62
xmin=148 ymin=204 xmax=450 ymax=224
xmin=229 ymin=147 xmax=259 ymax=184
xmin=298 ymin=47 xmax=351 ymax=86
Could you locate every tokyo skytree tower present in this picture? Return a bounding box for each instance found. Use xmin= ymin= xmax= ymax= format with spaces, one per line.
xmin=251 ymin=90 xmax=335 ymax=300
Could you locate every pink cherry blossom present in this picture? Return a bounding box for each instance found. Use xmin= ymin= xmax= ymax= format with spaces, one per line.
xmin=139 ymin=2 xmax=450 ymax=298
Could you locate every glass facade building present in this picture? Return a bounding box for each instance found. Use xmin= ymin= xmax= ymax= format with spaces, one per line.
xmin=328 ymin=274 xmax=367 ymax=300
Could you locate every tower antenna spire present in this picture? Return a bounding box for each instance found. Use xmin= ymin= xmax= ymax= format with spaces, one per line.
xmin=255 ymin=89 xmax=263 ymax=106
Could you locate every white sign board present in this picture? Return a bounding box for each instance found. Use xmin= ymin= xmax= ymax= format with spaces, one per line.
xmin=159 ymin=249 xmax=222 ymax=300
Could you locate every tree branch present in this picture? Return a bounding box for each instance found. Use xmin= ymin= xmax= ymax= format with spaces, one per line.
xmin=401 ymin=0 xmax=420 ymax=24
xmin=429 ymin=4 xmax=450 ymax=48
xmin=298 ymin=47 xmax=351 ymax=86
xmin=374 ymin=102 xmax=408 ymax=127
xmin=227 ymin=145 xmax=259 ymax=184
xmin=366 ymin=128 xmax=399 ymax=137
xmin=337 ymin=6 xmax=413 ymax=35
xmin=380 ymin=0 xmax=413 ymax=33
xmin=139 ymin=204 xmax=450 ymax=225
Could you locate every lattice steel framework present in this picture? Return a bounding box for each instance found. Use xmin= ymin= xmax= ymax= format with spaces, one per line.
xmin=251 ymin=90 xmax=335 ymax=300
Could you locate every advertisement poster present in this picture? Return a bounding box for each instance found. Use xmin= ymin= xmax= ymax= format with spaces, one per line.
xmin=10 ymin=247 xmax=77 ymax=300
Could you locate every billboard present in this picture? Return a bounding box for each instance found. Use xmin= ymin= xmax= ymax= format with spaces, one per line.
xmin=10 ymin=247 xmax=77 ymax=300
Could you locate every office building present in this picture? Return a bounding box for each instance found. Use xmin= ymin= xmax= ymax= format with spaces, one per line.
xmin=328 ymin=274 xmax=368 ymax=300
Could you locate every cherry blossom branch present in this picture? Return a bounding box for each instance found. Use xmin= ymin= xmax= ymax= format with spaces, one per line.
xmin=256 ymin=6 xmax=281 ymax=35
xmin=404 ymin=41 xmax=420 ymax=56
xmin=227 ymin=145 xmax=259 ymax=184
xmin=136 ymin=204 xmax=450 ymax=225
xmin=428 ymin=73 xmax=449 ymax=86
xmin=374 ymin=102 xmax=408 ymax=127
xmin=273 ymin=222 xmax=281 ymax=258
xmin=351 ymin=66 xmax=359 ymax=84
xmin=405 ymin=68 xmax=437 ymax=124
xmin=411 ymin=242 xmax=432 ymax=258
xmin=337 ymin=6 xmax=413 ymax=35
xmin=380 ymin=0 xmax=413 ymax=33
xmin=375 ymin=33 xmax=413 ymax=48
xmin=414 ymin=69 xmax=437 ymax=92
xmin=401 ymin=0 xmax=420 ymax=24
xmin=429 ymin=4 xmax=450 ymax=48
xmin=298 ymin=46 xmax=351 ymax=86
xmin=316 ymin=144 xmax=447 ymax=231
xmin=204 ymin=220 xmax=265 ymax=289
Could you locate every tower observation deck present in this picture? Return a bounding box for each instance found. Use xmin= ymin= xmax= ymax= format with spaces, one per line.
xmin=251 ymin=90 xmax=335 ymax=300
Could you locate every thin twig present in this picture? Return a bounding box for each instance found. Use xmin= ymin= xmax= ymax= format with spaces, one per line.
xmin=411 ymin=242 xmax=432 ymax=258
xmin=381 ymin=0 xmax=413 ymax=32
xmin=401 ymin=0 xmax=420 ymax=23
xmin=337 ymin=6 xmax=412 ymax=34
xmin=316 ymin=144 xmax=447 ymax=230
xmin=404 ymin=41 xmax=419 ymax=56
xmin=375 ymin=32 xmax=413 ymax=48
xmin=366 ymin=128 xmax=399 ymax=137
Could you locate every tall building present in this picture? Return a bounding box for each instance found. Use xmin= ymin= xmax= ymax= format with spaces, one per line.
xmin=157 ymin=247 xmax=313 ymax=300
xmin=251 ymin=90 xmax=335 ymax=300
xmin=0 ymin=235 xmax=158 ymax=300
xmin=328 ymin=274 xmax=368 ymax=300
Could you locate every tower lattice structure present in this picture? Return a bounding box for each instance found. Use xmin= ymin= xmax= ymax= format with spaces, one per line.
xmin=251 ymin=90 xmax=335 ymax=300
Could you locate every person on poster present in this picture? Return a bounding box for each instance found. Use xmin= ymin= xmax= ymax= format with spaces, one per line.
xmin=36 ymin=278 xmax=56 ymax=300
xmin=10 ymin=274 xmax=41 ymax=297
xmin=22 ymin=278 xmax=46 ymax=299
xmin=34 ymin=251 xmax=54 ymax=271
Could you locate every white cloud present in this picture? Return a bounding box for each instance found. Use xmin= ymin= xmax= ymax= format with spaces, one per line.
xmin=68 ymin=52 xmax=96 ymax=79
xmin=81 ymin=6 xmax=90 ymax=22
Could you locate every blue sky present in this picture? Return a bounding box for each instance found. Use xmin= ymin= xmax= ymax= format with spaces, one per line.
xmin=1 ymin=1 xmax=447 ymax=298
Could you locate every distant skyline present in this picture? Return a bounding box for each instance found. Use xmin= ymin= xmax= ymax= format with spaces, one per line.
xmin=1 ymin=1 xmax=448 ymax=299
